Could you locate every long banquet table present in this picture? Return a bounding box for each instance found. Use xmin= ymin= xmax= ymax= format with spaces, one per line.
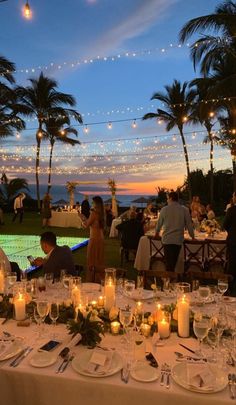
xmin=50 ymin=211 xmax=82 ymax=229
xmin=109 ymin=217 xmax=158 ymax=238
xmin=134 ymin=231 xmax=227 ymax=272
xmin=0 ymin=286 xmax=233 ymax=405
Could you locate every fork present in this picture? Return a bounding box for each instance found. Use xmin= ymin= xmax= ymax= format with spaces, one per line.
xmin=160 ymin=364 xmax=166 ymax=386
xmin=165 ymin=364 xmax=171 ymax=389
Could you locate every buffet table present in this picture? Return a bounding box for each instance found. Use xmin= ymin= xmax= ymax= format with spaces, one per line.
xmin=134 ymin=231 xmax=227 ymax=272
xmin=50 ymin=211 xmax=82 ymax=229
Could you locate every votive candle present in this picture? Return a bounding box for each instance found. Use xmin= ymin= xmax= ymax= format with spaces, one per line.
xmin=141 ymin=323 xmax=151 ymax=337
xmin=110 ymin=321 xmax=120 ymax=335
xmin=158 ymin=318 xmax=170 ymax=339
xmin=97 ymin=296 xmax=105 ymax=307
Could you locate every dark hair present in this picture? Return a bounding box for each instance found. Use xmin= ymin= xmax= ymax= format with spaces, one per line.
xmin=168 ymin=191 xmax=178 ymax=201
xmin=92 ymin=196 xmax=105 ymax=229
xmin=40 ymin=231 xmax=57 ymax=246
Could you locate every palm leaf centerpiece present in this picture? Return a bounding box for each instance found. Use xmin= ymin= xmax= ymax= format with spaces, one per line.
xmin=67 ymin=310 xmax=104 ymax=348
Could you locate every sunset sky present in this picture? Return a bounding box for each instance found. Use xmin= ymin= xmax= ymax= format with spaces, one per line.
xmin=0 ymin=0 xmax=231 ymax=195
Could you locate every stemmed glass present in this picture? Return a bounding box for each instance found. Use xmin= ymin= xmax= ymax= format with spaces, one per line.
xmin=193 ymin=313 xmax=211 ymax=357
xmin=119 ymin=307 xmax=133 ymax=342
xmin=198 ymin=285 xmax=210 ymax=305
xmin=136 ymin=275 xmax=144 ymax=298
xmin=218 ymin=279 xmax=228 ymax=299
xmin=124 ymin=280 xmax=135 ymax=297
xmin=49 ymin=302 xmax=59 ymax=338
xmin=36 ymin=300 xmax=49 ymax=337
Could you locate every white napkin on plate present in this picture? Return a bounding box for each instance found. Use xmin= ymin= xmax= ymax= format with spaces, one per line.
xmin=85 ymin=349 xmax=113 ymax=375
xmin=186 ymin=363 xmax=216 ymax=391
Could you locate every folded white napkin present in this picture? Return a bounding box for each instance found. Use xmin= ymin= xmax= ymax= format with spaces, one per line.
xmin=85 ymin=349 xmax=113 ymax=375
xmin=186 ymin=363 xmax=216 ymax=391
xmin=68 ymin=334 xmax=82 ymax=348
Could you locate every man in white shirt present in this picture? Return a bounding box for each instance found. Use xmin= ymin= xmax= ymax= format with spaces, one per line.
xmin=12 ymin=193 xmax=25 ymax=223
xmin=154 ymin=191 xmax=194 ymax=272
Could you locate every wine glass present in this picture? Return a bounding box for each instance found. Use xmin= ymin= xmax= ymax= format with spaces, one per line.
xmin=6 ymin=272 xmax=17 ymax=294
xmin=193 ymin=313 xmax=210 ymax=357
xmin=49 ymin=302 xmax=59 ymax=338
xmin=198 ymin=285 xmax=210 ymax=305
xmin=124 ymin=280 xmax=135 ymax=297
xmin=119 ymin=308 xmax=133 ymax=341
xmin=136 ymin=275 xmax=144 ymax=298
xmin=218 ymin=279 xmax=228 ymax=298
xmin=45 ymin=273 xmax=54 ymax=289
xmin=36 ymin=300 xmax=49 ymax=336
xmin=62 ymin=274 xmax=73 ymax=290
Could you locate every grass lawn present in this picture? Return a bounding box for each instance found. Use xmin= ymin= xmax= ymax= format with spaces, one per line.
xmin=1 ymin=212 xmax=136 ymax=280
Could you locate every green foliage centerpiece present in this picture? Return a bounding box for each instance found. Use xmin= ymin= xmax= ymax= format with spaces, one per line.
xmin=67 ymin=309 xmax=104 ymax=348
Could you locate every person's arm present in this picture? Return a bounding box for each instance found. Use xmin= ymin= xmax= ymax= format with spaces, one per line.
xmin=223 ymin=208 xmax=232 ymax=231
xmin=13 ymin=198 xmax=17 ymax=212
xmin=184 ymin=208 xmax=194 ymax=239
xmin=153 ymin=209 xmax=164 ymax=239
xmin=78 ymin=210 xmax=96 ymax=228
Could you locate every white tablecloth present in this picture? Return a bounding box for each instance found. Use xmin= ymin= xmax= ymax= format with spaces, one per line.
xmin=134 ymin=232 xmax=227 ymax=272
xmin=0 ymin=316 xmax=231 ymax=405
xmin=50 ymin=211 xmax=82 ymax=229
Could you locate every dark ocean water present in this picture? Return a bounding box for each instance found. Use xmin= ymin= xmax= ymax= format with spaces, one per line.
xmin=27 ymin=184 xmax=155 ymax=208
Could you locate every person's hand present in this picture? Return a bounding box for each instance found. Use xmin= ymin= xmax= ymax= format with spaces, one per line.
xmin=33 ymin=257 xmax=44 ymax=266
xmin=15 ymin=210 xmax=17 ymax=214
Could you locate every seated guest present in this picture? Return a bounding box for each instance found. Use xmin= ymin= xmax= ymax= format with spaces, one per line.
xmin=116 ymin=211 xmax=144 ymax=252
xmin=0 ymin=247 xmax=22 ymax=280
xmin=206 ymin=204 xmax=215 ymax=220
xmin=33 ymin=232 xmax=75 ymax=279
xmin=119 ymin=205 xmax=136 ymax=220
xmin=143 ymin=202 xmax=153 ymax=218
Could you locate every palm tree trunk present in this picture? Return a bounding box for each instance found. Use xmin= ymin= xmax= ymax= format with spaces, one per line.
xmin=35 ymin=126 xmax=42 ymax=211
xmin=232 ymin=158 xmax=236 ymax=191
xmin=179 ymin=127 xmax=192 ymax=202
xmin=47 ymin=141 xmax=54 ymax=193
xmin=209 ymin=132 xmax=214 ymax=205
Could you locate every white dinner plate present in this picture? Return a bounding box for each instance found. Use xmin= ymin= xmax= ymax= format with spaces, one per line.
xmin=221 ymin=296 xmax=236 ymax=303
xmin=131 ymin=361 xmax=160 ymax=382
xmin=172 ymin=362 xmax=228 ymax=394
xmin=81 ymin=283 xmax=101 ymax=292
xmin=29 ymin=351 xmax=57 ymax=368
xmin=124 ymin=289 xmax=154 ymax=301
xmin=0 ymin=339 xmax=24 ymax=361
xmin=72 ymin=350 xmax=122 ymax=377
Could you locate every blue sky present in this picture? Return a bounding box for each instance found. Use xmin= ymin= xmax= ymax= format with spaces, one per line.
xmin=0 ymin=0 xmax=231 ymax=194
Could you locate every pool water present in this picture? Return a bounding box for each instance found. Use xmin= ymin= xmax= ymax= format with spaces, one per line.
xmin=0 ymin=234 xmax=88 ymax=272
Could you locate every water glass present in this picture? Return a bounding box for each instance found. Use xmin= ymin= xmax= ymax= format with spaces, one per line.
xmin=124 ymin=280 xmax=135 ymax=297
xmin=49 ymin=302 xmax=59 ymax=338
xmin=198 ymin=285 xmax=210 ymax=304
xmin=45 ymin=273 xmax=54 ymax=289
xmin=218 ymin=279 xmax=228 ymax=297
xmin=120 ymin=307 xmax=133 ymax=341
xmin=193 ymin=313 xmax=210 ymax=356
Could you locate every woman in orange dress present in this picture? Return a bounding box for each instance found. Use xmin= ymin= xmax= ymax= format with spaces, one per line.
xmin=79 ymin=196 xmax=105 ymax=282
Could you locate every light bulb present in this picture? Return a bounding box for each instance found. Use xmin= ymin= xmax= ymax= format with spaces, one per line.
xmin=107 ymin=122 xmax=112 ymax=130
xmin=132 ymin=120 xmax=137 ymax=129
xmin=84 ymin=125 xmax=89 ymax=134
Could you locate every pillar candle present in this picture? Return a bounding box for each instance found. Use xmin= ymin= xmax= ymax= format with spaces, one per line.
xmin=0 ymin=269 xmax=5 ymax=294
xmin=154 ymin=303 xmax=164 ymax=322
xmin=158 ymin=318 xmax=170 ymax=339
xmin=71 ymin=286 xmax=81 ymax=307
xmin=178 ymin=294 xmax=190 ymax=338
xmin=104 ymin=279 xmax=115 ymax=311
xmin=136 ymin=301 xmax=143 ymax=314
xmin=14 ymin=293 xmax=26 ymax=321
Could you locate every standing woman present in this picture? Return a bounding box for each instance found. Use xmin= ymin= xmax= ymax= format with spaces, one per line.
xmin=79 ymin=196 xmax=105 ymax=282
xmin=42 ymin=193 xmax=52 ymax=228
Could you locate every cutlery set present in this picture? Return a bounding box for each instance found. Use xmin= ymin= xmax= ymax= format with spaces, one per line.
xmin=9 ymin=347 xmax=33 ymax=367
xmin=121 ymin=364 xmax=131 ymax=384
xmin=160 ymin=363 xmax=171 ymax=389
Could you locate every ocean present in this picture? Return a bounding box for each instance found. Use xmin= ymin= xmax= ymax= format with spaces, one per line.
xmin=27 ymin=184 xmax=156 ymax=208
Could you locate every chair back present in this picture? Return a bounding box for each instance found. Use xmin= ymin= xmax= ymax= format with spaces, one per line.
xmin=183 ymin=240 xmax=205 ymax=272
xmin=149 ymin=237 xmax=165 ymax=270
xmin=205 ymin=239 xmax=228 ymax=272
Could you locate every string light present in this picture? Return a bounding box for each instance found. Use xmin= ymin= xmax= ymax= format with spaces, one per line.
xmin=107 ymin=122 xmax=112 ymax=130
xmin=84 ymin=125 xmax=89 ymax=134
xmin=132 ymin=120 xmax=137 ymax=129
xmin=23 ymin=1 xmax=32 ymax=19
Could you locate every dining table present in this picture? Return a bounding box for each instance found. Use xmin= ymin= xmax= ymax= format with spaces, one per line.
xmin=134 ymin=231 xmax=227 ymax=272
xmin=0 ymin=283 xmax=234 ymax=405
xmin=49 ymin=211 xmax=83 ymax=229
xmin=109 ymin=217 xmax=158 ymax=238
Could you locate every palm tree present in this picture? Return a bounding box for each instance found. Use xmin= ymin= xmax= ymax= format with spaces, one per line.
xmin=16 ymin=72 xmax=83 ymax=210
xmin=179 ymin=1 xmax=236 ymax=75
xmin=44 ymin=116 xmax=81 ymax=193
xmin=0 ymin=56 xmax=27 ymax=139
xmin=0 ymin=173 xmax=29 ymax=205
xmin=143 ymin=80 xmax=196 ymax=201
xmin=189 ymin=80 xmax=218 ymax=204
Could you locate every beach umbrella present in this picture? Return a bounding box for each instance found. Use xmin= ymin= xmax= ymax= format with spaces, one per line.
xmin=53 ymin=199 xmax=68 ymax=205
xmin=104 ymin=198 xmax=121 ymax=204
xmin=132 ymin=197 xmax=150 ymax=204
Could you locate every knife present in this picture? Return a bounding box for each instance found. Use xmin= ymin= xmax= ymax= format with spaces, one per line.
xmin=179 ymin=343 xmax=196 ymax=354
xmin=9 ymin=347 xmax=30 ymax=367
xmin=11 ymin=347 xmax=33 ymax=367
xmin=60 ymin=354 xmax=74 ymax=373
